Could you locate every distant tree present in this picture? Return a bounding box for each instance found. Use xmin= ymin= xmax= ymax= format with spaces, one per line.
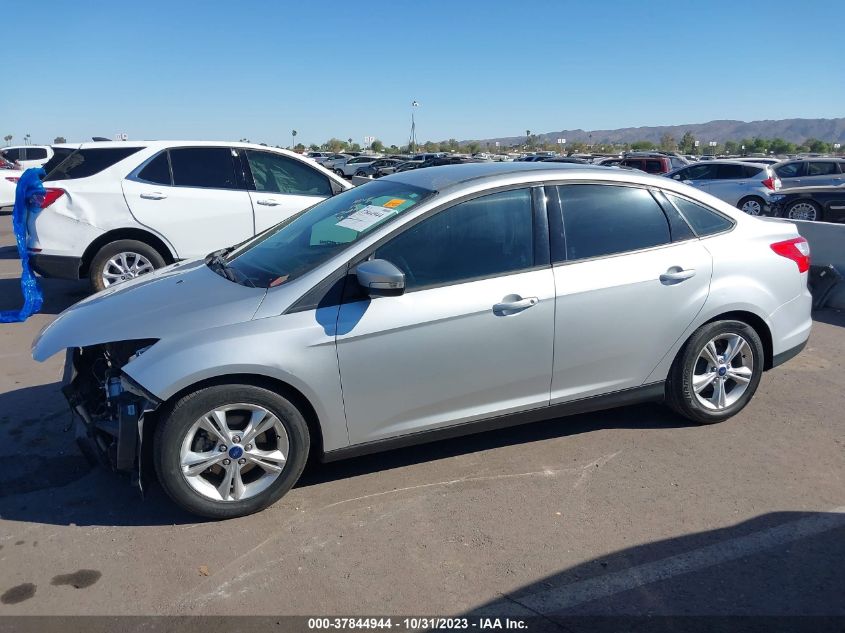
xmin=4 ymin=134 xmax=12 ymax=145
xmin=308 ymin=143 xmax=320 ymax=151
xmin=723 ymin=140 xmax=739 ymax=155
xmin=438 ymin=141 xmax=450 ymax=153
xmin=659 ymin=133 xmax=677 ymax=152
xmin=422 ymin=141 xmax=438 ymax=152
xmin=447 ymin=138 xmax=459 ymax=152
xmin=294 ymin=142 xmax=305 ymax=151
xmin=679 ymin=132 xmax=696 ymax=154
xmin=630 ymin=140 xmax=656 ymax=151
xmin=388 ymin=144 xmax=399 ymax=153
xmin=351 ymin=143 xmax=362 ymax=152
xmin=325 ymin=138 xmax=346 ymax=152
xmin=768 ymin=138 xmax=795 ymax=154
xmin=467 ymin=142 xmax=481 ymax=154
xmin=53 ymin=136 xmax=67 ymax=144
xmin=805 ymin=138 xmax=830 ymax=154
xmin=371 ymin=139 xmax=384 ymax=153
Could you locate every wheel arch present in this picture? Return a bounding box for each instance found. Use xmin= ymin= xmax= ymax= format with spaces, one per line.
xmin=145 ymin=373 xmax=325 ymax=462
xmin=80 ymin=228 xmax=176 ymax=277
xmin=702 ymin=310 xmax=774 ymax=370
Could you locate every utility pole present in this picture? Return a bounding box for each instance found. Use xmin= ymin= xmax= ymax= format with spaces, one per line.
xmin=409 ymin=100 xmax=419 ymax=152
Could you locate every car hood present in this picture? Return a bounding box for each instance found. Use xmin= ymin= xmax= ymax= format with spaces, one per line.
xmin=32 ymin=259 xmax=267 ymax=361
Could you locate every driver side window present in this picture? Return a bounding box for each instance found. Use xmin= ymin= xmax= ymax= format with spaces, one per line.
xmin=374 ymin=188 xmax=534 ymax=291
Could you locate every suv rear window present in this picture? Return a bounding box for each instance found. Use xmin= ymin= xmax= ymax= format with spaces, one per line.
xmin=46 ymin=147 xmax=143 ymax=181
xmin=41 ymin=147 xmax=76 ymax=175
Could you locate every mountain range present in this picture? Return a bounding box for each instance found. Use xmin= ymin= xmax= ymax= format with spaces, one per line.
xmin=465 ymin=118 xmax=845 ymax=147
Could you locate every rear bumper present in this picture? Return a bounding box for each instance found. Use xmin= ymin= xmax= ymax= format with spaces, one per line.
xmin=771 ymin=339 xmax=808 ymax=369
xmin=30 ymin=252 xmax=81 ymax=280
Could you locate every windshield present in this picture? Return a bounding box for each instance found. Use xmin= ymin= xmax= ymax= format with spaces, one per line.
xmin=223 ymin=179 xmax=435 ymax=288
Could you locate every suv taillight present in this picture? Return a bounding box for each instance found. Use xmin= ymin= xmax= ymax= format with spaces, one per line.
xmin=40 ymin=188 xmax=65 ymax=209
xmin=761 ymin=177 xmax=776 ymax=191
xmin=771 ymin=237 xmax=810 ymax=273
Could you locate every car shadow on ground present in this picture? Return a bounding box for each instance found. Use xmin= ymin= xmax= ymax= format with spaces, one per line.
xmin=0 ymin=277 xmax=87 ymax=315
xmin=0 ymin=245 xmax=19 ymax=259
xmin=466 ymin=510 xmax=845 ymax=627
xmin=0 ymin=378 xmax=690 ymax=527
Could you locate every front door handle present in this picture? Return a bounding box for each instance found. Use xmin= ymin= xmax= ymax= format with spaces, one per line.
xmin=493 ymin=296 xmax=539 ymax=315
xmin=140 ymin=192 xmax=167 ymax=200
xmin=660 ymin=267 xmax=696 ymax=283
xmin=256 ymin=199 xmax=280 ymax=206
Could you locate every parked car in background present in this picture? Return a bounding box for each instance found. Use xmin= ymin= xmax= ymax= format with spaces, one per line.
xmin=774 ymin=158 xmax=845 ymax=188
xmin=594 ymin=157 xmax=624 ymax=166
xmin=352 ymin=158 xmax=406 ymax=178
xmin=0 ymin=145 xmax=54 ymax=169
xmin=769 ymin=184 xmax=845 ymax=222
xmin=27 ymin=141 xmax=349 ymax=291
xmin=1 ymin=144 xmax=77 ymax=209
xmin=32 ymin=161 xmax=812 ymax=518
xmin=736 ymin=157 xmax=781 ymax=166
xmin=620 ymin=152 xmax=688 ymax=174
xmin=540 ymin=157 xmax=589 ymax=164
xmin=394 ymin=160 xmax=425 ymax=173
xmin=665 ymin=160 xmax=781 ymax=216
xmin=334 ymin=155 xmax=381 ymax=177
xmin=305 ymin=152 xmax=338 ymax=164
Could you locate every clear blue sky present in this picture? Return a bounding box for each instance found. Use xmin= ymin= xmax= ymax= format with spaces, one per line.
xmin=3 ymin=0 xmax=843 ymax=147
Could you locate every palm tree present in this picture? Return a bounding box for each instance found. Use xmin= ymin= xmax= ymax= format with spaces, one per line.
xmin=3 ymin=135 xmax=11 ymax=146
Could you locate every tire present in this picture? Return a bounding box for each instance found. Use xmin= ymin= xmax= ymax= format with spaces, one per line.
xmin=355 ymin=170 xmax=367 ymax=177
xmin=88 ymin=239 xmax=166 ymax=293
xmin=737 ymin=196 xmax=765 ymax=216
xmin=785 ymin=199 xmax=822 ymax=222
xmin=154 ymin=383 xmax=310 ymax=519
xmin=666 ymin=320 xmax=764 ymax=425
xmin=333 ymin=168 xmax=344 ymax=176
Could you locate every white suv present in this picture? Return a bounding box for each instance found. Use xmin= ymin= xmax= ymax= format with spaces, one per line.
xmin=27 ymin=141 xmax=350 ymax=291
xmin=1 ymin=145 xmax=54 ymax=169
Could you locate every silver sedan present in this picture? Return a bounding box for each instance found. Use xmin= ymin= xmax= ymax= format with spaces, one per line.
xmin=33 ymin=162 xmax=813 ymax=518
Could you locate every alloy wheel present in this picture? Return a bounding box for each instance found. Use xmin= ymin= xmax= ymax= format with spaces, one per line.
xmin=692 ymin=334 xmax=754 ymax=411
xmin=787 ymin=202 xmax=818 ymax=221
xmin=102 ymin=251 xmax=155 ymax=287
xmin=179 ymin=404 xmax=289 ymax=502
xmin=740 ymin=199 xmax=762 ymax=215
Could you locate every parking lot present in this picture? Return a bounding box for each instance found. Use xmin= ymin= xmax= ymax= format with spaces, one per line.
xmin=0 ymin=207 xmax=843 ymax=618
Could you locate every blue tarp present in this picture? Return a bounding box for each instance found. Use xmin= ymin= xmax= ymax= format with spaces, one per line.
xmin=0 ymin=167 xmax=46 ymax=323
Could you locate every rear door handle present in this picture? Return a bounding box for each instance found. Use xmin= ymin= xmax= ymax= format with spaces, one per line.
xmin=140 ymin=192 xmax=167 ymax=200
xmin=660 ymin=267 xmax=696 ymax=283
xmin=493 ymin=296 xmax=539 ymax=314
xmin=256 ymin=199 xmax=280 ymax=206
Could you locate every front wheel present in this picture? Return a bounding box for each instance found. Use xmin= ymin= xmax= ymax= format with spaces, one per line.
xmin=154 ymin=383 xmax=310 ymax=519
xmin=88 ymin=239 xmax=166 ymax=293
xmin=666 ymin=320 xmax=764 ymax=424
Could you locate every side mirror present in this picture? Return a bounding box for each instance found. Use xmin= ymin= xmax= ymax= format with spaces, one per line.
xmin=355 ymin=259 xmax=405 ymax=297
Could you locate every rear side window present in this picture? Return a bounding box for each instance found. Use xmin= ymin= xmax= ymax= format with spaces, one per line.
xmin=666 ymin=194 xmax=734 ymax=236
xmin=558 ymin=185 xmax=671 ymax=261
xmin=245 ymin=150 xmax=331 ymax=196
xmin=807 ymin=162 xmax=838 ymax=176
xmin=169 ymin=147 xmax=239 ymax=189
xmin=715 ymin=164 xmax=746 ymax=179
xmin=775 ymin=162 xmax=804 ymax=178
xmin=25 ymin=147 xmax=48 ymax=160
xmin=41 ymin=147 xmax=75 ymax=174
xmin=46 ymin=147 xmax=143 ymax=181
xmin=644 ymin=159 xmax=664 ymax=173
xmin=375 ymin=188 xmax=534 ymax=290
xmin=137 ymin=151 xmax=172 ymax=185
xmin=2 ymin=148 xmax=21 ymax=161
xmin=741 ymin=165 xmax=764 ymax=178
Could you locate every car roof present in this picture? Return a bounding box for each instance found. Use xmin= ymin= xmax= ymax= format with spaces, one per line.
xmin=381 ymin=161 xmax=645 ymax=192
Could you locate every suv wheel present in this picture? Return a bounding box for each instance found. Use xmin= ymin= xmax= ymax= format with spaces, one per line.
xmin=738 ymin=196 xmax=764 ymax=216
xmin=666 ymin=320 xmax=764 ymax=424
xmin=154 ymin=383 xmax=310 ymax=519
xmin=89 ymin=239 xmax=166 ymax=293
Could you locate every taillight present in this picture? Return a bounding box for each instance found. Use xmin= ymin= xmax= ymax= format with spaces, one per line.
xmin=761 ymin=177 xmax=775 ymax=191
xmin=40 ymin=188 xmax=65 ymax=209
xmin=771 ymin=237 xmax=810 ymax=273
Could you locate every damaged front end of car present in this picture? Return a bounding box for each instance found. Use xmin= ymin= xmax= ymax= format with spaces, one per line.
xmin=61 ymin=339 xmax=161 ymax=491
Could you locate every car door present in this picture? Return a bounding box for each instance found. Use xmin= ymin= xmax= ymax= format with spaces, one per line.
xmin=243 ymin=149 xmax=334 ymax=233
xmin=775 ymin=161 xmax=806 ymax=188
xmin=336 ymin=187 xmax=555 ymax=444
xmin=704 ymin=163 xmax=751 ymax=205
xmin=122 ymin=147 xmax=253 ymax=259
xmin=804 ymin=161 xmax=842 ymax=187
xmin=549 ymin=184 xmax=712 ymax=403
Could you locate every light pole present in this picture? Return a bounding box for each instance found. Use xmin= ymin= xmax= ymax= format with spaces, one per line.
xmin=409 ymin=100 xmax=419 ymax=152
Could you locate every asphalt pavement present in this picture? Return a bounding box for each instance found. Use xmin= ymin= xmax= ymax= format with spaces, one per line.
xmin=0 ymin=211 xmax=843 ymax=620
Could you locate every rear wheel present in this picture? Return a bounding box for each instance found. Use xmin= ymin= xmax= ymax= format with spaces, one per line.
xmin=786 ymin=200 xmax=821 ymax=222
xmin=666 ymin=320 xmax=764 ymax=424
xmin=738 ymin=196 xmax=765 ymax=216
xmin=88 ymin=239 xmax=166 ymax=293
xmin=154 ymin=383 xmax=310 ymax=519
